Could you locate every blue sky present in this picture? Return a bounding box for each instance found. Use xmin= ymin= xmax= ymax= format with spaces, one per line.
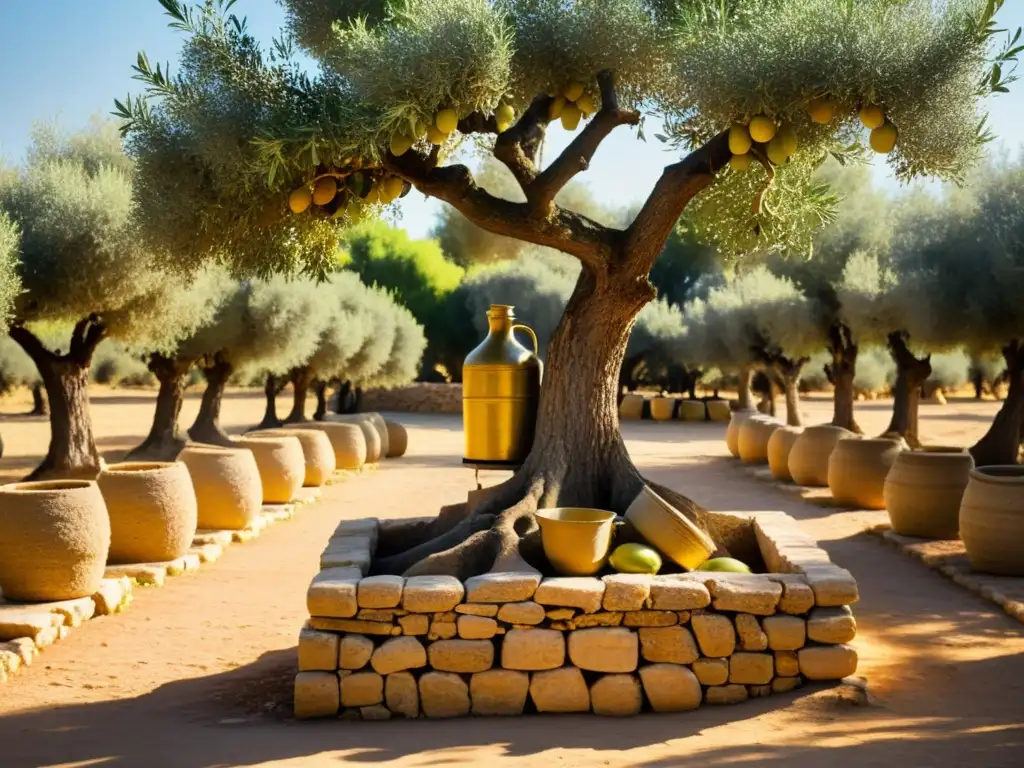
xmin=2 ymin=0 xmax=1023 ymax=239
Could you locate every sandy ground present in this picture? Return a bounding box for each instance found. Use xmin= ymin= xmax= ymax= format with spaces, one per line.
xmin=1 ymin=389 xmax=1023 ymax=768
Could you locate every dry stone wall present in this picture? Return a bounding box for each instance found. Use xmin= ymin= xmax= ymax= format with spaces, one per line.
xmin=295 ymin=510 xmax=860 ymax=719
xmin=361 ymin=384 xmax=463 ymax=414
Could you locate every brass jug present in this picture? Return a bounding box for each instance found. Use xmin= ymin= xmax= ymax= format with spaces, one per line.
xmin=462 ymin=305 xmax=543 ymax=464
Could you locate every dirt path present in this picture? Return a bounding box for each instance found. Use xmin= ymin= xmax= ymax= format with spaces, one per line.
xmin=1 ymin=394 xmax=1023 ymax=767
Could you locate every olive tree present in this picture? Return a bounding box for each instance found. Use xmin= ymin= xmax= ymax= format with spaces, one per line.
xmin=124 ymin=0 xmax=1016 ymax=577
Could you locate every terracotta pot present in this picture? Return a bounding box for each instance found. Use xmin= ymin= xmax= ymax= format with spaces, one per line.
xmin=293 ymin=422 xmax=367 ymax=470
xmin=250 ymin=428 xmax=336 ymax=487
xmin=179 ymin=446 xmax=263 ymax=530
xmin=726 ymin=409 xmax=758 ymax=458
xmin=98 ymin=462 xmax=198 ymax=564
xmin=326 ymin=415 xmax=383 ymax=463
xmin=883 ymin=448 xmax=973 ymax=538
xmin=650 ymin=398 xmax=676 ymax=422
xmin=788 ymin=425 xmax=855 ymax=487
xmin=679 ymin=400 xmax=707 ymax=422
xmin=536 ymin=508 xmax=617 ymax=576
xmin=706 ymin=400 xmax=730 ymax=422
xmin=619 ymin=393 xmax=644 ymax=420
xmin=384 ymin=420 xmax=408 ymax=458
xmin=0 ymin=480 xmax=110 ymax=601
xmin=233 ymin=435 xmax=305 ymax=504
xmin=738 ymin=416 xmax=781 ymax=464
xmin=828 ymin=437 xmax=906 ymax=509
xmin=960 ymin=466 xmax=1024 ymax=575
xmin=767 ymin=426 xmax=804 ymax=481
xmin=624 ymin=485 xmax=715 ymax=570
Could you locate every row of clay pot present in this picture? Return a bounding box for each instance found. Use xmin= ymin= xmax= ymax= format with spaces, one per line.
xmin=726 ymin=411 xmax=1024 ymax=576
xmin=620 ymin=394 xmax=731 ymax=423
xmin=0 ymin=415 xmax=408 ymax=604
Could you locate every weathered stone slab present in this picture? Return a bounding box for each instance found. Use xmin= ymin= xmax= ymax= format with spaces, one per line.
xmin=763 ymin=615 xmax=806 ymax=651
xmin=501 ymin=629 xmax=564 ymax=671
xmin=310 ymin=617 xmax=397 ymax=635
xmin=803 ymin=565 xmax=859 ymax=607
xmin=729 ymin=652 xmax=774 ymax=685
xmin=457 ymin=615 xmax=498 ymax=640
xmin=385 ymin=671 xmax=419 ymax=717
xmin=307 ymin=566 xmax=362 ymax=618
xmin=602 ymin=574 xmax=651 ymax=612
xmin=398 ymin=614 xmax=429 ymax=636
xmin=692 ymin=657 xmax=729 ymax=686
xmin=496 ymin=602 xmax=545 ymax=625
xmin=356 ymin=608 xmax=404 ymax=622
xmin=623 ymin=610 xmax=677 ymax=628
xmin=340 ymin=671 xmax=384 ymax=707
xmin=402 ymin=576 xmax=464 ymax=613
xmin=370 ymin=636 xmax=427 ymax=675
xmin=470 ymin=669 xmax=529 ymax=716
xmin=734 ymin=614 xmax=768 ymax=651
xmin=648 ymin=577 xmax=711 ymax=610
xmin=0 ymin=647 xmax=21 ymax=677
xmin=339 ymin=634 xmax=375 ymax=670
xmin=638 ymin=626 xmax=699 ymax=664
xmin=320 ymin=545 xmax=372 ymax=573
xmin=574 ymin=612 xmax=624 ymax=628
xmin=91 ymin=577 xmax=132 ymax=617
xmin=427 ymin=620 xmax=457 ymax=640
xmin=294 ymin=671 xmax=340 ymax=719
xmin=465 ymin=572 xmax=541 ymax=603
xmin=358 ymin=575 xmax=404 ymax=609
xmin=545 ymin=608 xmax=575 ymax=621
xmin=590 ymin=673 xmax=642 ymax=716
xmin=775 ymin=650 xmax=799 ymax=677
xmin=568 ymin=627 xmax=638 ymax=673
xmin=40 ymin=596 xmax=95 ymax=627
xmin=428 ymin=639 xmax=494 ymax=673
xmin=639 ymin=663 xmax=702 ymax=712
xmin=360 ymin=704 xmax=392 ymax=721
xmin=807 ymin=606 xmax=857 ymax=644
xmin=298 ymin=626 xmax=340 ymax=671
xmin=534 ymin=578 xmax=605 ymax=614
xmin=705 ymin=575 xmax=782 ymax=615
xmin=192 ymin=529 xmax=233 ymax=547
xmin=419 ymin=671 xmax=470 ymax=718
xmin=455 ymin=603 xmax=498 ymax=617
xmin=0 ymin=609 xmax=63 ymax=642
xmin=103 ymin=563 xmax=167 ymax=587
xmin=774 ymin=578 xmax=816 ymax=615
xmin=529 ymin=666 xmax=590 ymax=713
xmin=333 ymin=517 xmax=379 ymax=543
xmin=704 ymin=684 xmax=749 ymax=705
xmin=691 ymin=613 xmax=736 ymax=657
xmin=772 ymin=675 xmax=803 ymax=694
xmin=190 ymin=543 xmax=224 ymax=564
xmin=798 ymin=644 xmax=858 ymax=680
xmin=1 ymin=638 xmax=37 ymax=667
xmin=165 ymin=553 xmax=202 ymax=576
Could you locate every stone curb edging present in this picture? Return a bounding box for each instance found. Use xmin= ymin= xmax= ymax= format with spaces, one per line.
xmin=294 ymin=508 xmax=861 ymax=720
xmin=0 ymin=481 xmax=330 ymax=686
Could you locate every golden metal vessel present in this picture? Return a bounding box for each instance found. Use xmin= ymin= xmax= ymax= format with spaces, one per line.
xmin=462 ymin=305 xmax=542 ymax=464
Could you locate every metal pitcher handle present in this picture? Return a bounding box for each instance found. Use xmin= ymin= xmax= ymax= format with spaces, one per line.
xmin=512 ymin=324 xmax=539 ymax=357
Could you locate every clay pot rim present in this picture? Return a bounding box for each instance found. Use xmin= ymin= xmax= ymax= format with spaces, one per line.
xmin=536 ymin=508 xmax=617 ymax=525
xmin=102 ymin=461 xmax=178 ymax=474
xmin=636 ymin=485 xmax=716 ymax=550
xmin=970 ymin=465 xmax=1024 ymax=484
xmin=181 ymin=445 xmax=248 ymax=456
xmin=1 ymin=479 xmax=95 ymax=493
xmin=913 ymin=446 xmax=966 ymax=454
xmin=233 ymin=435 xmax=300 ymax=447
xmin=837 ymin=436 xmax=905 ymax=447
xmin=803 ymin=424 xmax=855 ymax=436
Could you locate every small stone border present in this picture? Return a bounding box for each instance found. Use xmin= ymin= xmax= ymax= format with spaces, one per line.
xmin=294 ymin=508 xmax=861 ymax=720
xmin=0 ymin=483 xmax=326 ymax=686
xmin=868 ymin=523 xmax=1024 ymax=625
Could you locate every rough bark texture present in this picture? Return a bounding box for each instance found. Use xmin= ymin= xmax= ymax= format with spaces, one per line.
xmin=333 ymin=380 xmax=354 ymax=414
xmin=30 ymin=382 xmax=48 ymax=416
xmin=285 ymin=366 xmax=314 ymax=424
xmin=736 ymin=366 xmax=755 ymax=411
xmin=884 ymin=331 xmax=932 ymax=448
xmin=770 ymin=356 xmax=809 ymax=428
xmin=313 ymin=380 xmax=329 ymax=421
xmin=125 ymin=354 xmax=192 ymax=461
xmin=825 ymin=323 xmax=862 ymax=434
xmin=187 ymin=355 xmax=234 ymax=447
xmin=970 ymin=340 xmax=1024 ymax=466
xmin=256 ymin=373 xmax=285 ymax=430
xmin=9 ymin=316 xmax=107 ymax=480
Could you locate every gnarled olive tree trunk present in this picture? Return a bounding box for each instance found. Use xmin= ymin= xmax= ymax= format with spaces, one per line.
xmin=774 ymin=356 xmax=809 ymax=427
xmin=255 ymin=373 xmax=287 ymax=430
xmin=825 ymin=322 xmax=862 ymax=434
xmin=285 ymin=366 xmax=314 ymax=423
xmin=187 ymin=354 xmax=234 ymax=446
xmin=884 ymin=331 xmax=932 ymax=448
xmin=971 ymin=340 xmax=1024 ymax=466
xmin=125 ymin=353 xmax=193 ymax=461
xmin=736 ymin=365 xmax=755 ymax=411
xmin=30 ymin=382 xmax=48 ymax=416
xmin=9 ymin=315 xmax=107 ymax=480
xmin=313 ymin=380 xmax=330 ymax=421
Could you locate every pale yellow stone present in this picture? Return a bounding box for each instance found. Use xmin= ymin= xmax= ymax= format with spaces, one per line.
xmin=535 ymin=578 xmax=605 ymax=614
xmin=293 ymin=671 xmax=339 ymax=719
xmin=339 ymin=634 xmax=374 ymax=670
xmin=639 ymin=663 xmax=702 ymax=712
xmin=419 ymin=671 xmax=470 ymax=718
xmin=0 ymin=610 xmax=62 ymax=642
xmin=798 ymin=644 xmax=858 ymax=680
xmin=590 ymin=673 xmax=642 ymax=716
xmin=763 ymin=615 xmax=807 ymax=651
xmin=568 ymin=627 xmax=638 ymax=673
xmin=310 ymin=617 xmax=396 ymax=635
xmin=623 ymin=610 xmax=677 ymax=627
xmin=496 ymin=602 xmax=545 ymax=625
xmin=777 ymin=580 xmax=816 ymax=615
xmin=357 ymin=608 xmax=404 ymax=622
xmin=428 ymin=621 xmax=457 ymax=640
xmin=501 ymin=629 xmax=565 ymax=671
xmin=357 ymin=575 xmax=404 ymax=609
xmin=428 ymin=638 xmax=494 ymax=673
xmin=92 ymin=577 xmax=132 ymax=616
xmin=370 ymin=636 xmax=427 ymax=675
xmin=306 ymin=567 xmax=362 ymax=618
xmin=47 ymin=596 xmax=95 ymax=627
xmin=529 ymin=666 xmax=590 ymax=713
xmin=706 ymin=575 xmax=782 ymax=615
xmin=775 ymin=650 xmax=800 ymax=677
xmin=455 ymin=603 xmax=498 ymax=617
xmin=104 ymin=562 xmax=167 ymax=586
xmin=705 ymin=684 xmax=749 ymax=705
xmin=465 ymin=572 xmax=541 ymax=603
xmin=574 ymin=612 xmax=624 ymax=628
xmin=729 ymin=652 xmax=774 ymax=685
xmin=692 ymin=657 xmax=729 ymax=686
xmin=748 ymin=684 xmax=773 ymax=698
xmin=360 ymin=705 xmax=392 ymax=720
xmin=807 ymin=606 xmax=857 ymax=644
xmin=734 ymin=614 xmax=768 ymax=651
xmin=433 ymin=612 xmax=457 ymax=622
xmin=803 ymin=565 xmax=859 ymax=607
xmin=398 ymin=614 xmax=429 ymax=636
xmin=773 ymin=675 xmax=803 ymax=694
xmin=649 ymin=578 xmax=711 ymax=610
xmin=385 ymin=671 xmax=419 ymax=717
xmin=0 ymin=648 xmax=21 ymax=676
xmin=401 ymin=576 xmax=464 ymax=613
xmin=457 ymin=615 xmax=498 ymax=640
xmin=545 ymin=608 xmax=576 ymax=621
xmin=602 ymin=574 xmax=651 ymax=612
xmin=1 ymin=638 xmax=36 ymax=667
xmin=691 ymin=613 xmax=736 ymax=657
xmin=470 ymin=669 xmax=529 ymax=716
xmin=298 ymin=626 xmax=339 ymax=671
xmin=340 ymin=671 xmax=384 ymax=707
xmin=638 ymin=626 xmax=699 ymax=664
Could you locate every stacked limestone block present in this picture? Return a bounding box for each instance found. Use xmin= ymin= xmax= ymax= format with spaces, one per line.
xmin=295 ymin=510 xmax=860 ymax=719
